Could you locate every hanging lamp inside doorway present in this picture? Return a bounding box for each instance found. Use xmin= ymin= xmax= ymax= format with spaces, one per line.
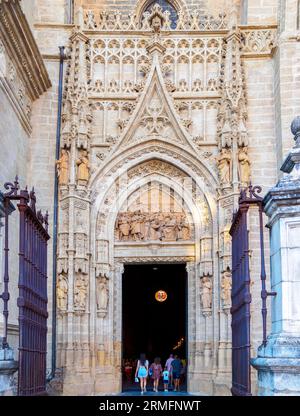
xmin=155 ymin=290 xmax=168 ymax=302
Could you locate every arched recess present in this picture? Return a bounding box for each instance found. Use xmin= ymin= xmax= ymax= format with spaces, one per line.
xmin=90 ymin=148 xmax=218 ymax=236
xmin=90 ymin=151 xmax=218 ymax=264
xmin=135 ymin=0 xmax=188 ymax=25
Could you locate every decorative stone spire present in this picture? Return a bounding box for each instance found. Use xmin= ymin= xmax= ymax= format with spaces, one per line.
xmin=281 ymin=116 xmax=300 ymax=177
xmin=146 ymin=4 xmax=166 ymax=55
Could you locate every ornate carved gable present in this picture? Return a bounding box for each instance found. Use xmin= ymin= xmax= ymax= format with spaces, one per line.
xmin=112 ymin=54 xmax=198 ymax=153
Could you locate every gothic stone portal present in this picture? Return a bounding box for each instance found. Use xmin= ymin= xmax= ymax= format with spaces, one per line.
xmin=56 ymin=3 xmax=240 ymax=395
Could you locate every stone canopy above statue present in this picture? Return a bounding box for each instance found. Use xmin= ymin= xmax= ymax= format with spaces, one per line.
xmin=115 ymin=211 xmax=192 ymax=242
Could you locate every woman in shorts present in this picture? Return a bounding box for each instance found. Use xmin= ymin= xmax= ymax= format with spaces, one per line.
xmin=135 ymin=353 xmax=149 ymax=394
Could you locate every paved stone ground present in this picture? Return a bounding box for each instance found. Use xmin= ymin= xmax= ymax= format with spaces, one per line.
xmin=119 ymin=390 xmax=195 ymax=396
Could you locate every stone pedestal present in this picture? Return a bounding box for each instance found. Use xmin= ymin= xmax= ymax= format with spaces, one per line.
xmin=0 ymin=343 xmax=18 ymax=396
xmin=251 ymin=117 xmax=300 ymax=395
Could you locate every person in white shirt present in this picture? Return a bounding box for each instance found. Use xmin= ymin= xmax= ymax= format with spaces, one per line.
xmin=165 ymin=354 xmax=174 ymax=388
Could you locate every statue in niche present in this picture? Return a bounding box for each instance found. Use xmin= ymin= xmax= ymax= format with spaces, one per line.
xmin=57 ymin=274 xmax=68 ymax=311
xmin=200 ymin=275 xmax=212 ymax=310
xmin=76 ymin=150 xmax=90 ymax=184
xmin=56 ymin=149 xmax=69 ymax=186
xmin=217 ymin=148 xmax=231 ymax=185
xmin=74 ymin=274 xmax=88 ymax=310
xmin=238 ymin=147 xmax=251 ymax=185
xmin=96 ymin=275 xmax=109 ymax=311
xmin=221 ymin=269 xmax=232 ymax=307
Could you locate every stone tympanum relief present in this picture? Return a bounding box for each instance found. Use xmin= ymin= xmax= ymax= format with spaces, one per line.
xmin=115 ymin=211 xmax=191 ymax=242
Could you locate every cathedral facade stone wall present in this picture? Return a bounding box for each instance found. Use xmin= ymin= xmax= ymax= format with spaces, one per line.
xmin=0 ymin=0 xmax=300 ymax=396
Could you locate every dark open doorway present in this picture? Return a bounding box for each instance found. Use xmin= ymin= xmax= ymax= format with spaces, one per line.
xmin=122 ymin=263 xmax=187 ymax=392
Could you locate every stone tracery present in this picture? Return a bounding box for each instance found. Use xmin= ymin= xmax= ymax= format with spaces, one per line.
xmin=55 ymin=1 xmax=278 ymax=396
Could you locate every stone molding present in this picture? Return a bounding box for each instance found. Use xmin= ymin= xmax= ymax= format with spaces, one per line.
xmin=114 ymin=256 xmax=195 ymax=264
xmin=0 ymin=0 xmax=51 ymax=98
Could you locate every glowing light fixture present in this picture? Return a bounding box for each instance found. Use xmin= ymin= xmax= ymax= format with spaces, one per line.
xmin=155 ymin=290 xmax=168 ymax=302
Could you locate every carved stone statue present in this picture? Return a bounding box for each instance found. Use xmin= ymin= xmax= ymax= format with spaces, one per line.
xmin=217 ymin=149 xmax=231 ymax=185
xmin=200 ymin=275 xmax=212 ymax=309
xmin=178 ymin=214 xmax=191 ymax=240
xmin=116 ymin=213 xmax=131 ymax=241
xmin=238 ymin=147 xmax=251 ymax=185
xmin=96 ymin=275 xmax=109 ymax=311
xmin=74 ymin=274 xmax=88 ymax=310
xmin=76 ymin=150 xmax=90 ymax=183
xmin=57 ymin=274 xmax=68 ymax=311
xmin=115 ymin=211 xmax=191 ymax=242
xmin=130 ymin=211 xmax=145 ymax=240
xmin=162 ymin=215 xmax=178 ymax=241
xmin=149 ymin=216 xmax=161 ymax=240
xmin=56 ymin=149 xmax=69 ymax=186
xmin=221 ymin=269 xmax=232 ymax=306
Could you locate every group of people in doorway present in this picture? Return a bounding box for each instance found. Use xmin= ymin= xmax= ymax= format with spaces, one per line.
xmin=133 ymin=353 xmax=185 ymax=394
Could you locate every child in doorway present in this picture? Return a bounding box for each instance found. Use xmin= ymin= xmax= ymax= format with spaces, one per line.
xmin=163 ymin=366 xmax=169 ymax=392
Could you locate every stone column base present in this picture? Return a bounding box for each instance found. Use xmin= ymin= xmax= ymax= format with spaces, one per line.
xmin=251 ymin=334 xmax=300 ymax=396
xmin=0 ymin=347 xmax=18 ymax=396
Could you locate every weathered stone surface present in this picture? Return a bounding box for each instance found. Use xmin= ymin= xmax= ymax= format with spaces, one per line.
xmin=0 ymin=0 xmax=300 ymax=396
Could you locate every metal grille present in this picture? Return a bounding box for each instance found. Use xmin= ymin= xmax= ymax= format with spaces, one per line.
xmin=230 ymin=199 xmax=252 ymax=396
xmin=230 ymin=185 xmax=275 ymax=396
xmin=1 ymin=178 xmax=49 ymax=396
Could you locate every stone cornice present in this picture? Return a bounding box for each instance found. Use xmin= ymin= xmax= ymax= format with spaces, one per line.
xmin=0 ymin=0 xmax=51 ymax=101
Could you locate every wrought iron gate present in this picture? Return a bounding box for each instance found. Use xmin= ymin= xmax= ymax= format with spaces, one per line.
xmin=1 ymin=177 xmax=50 ymax=395
xmin=230 ymin=185 xmax=276 ymax=396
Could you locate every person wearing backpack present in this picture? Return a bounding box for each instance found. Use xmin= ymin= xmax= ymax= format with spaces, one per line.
xmin=135 ymin=353 xmax=149 ymax=394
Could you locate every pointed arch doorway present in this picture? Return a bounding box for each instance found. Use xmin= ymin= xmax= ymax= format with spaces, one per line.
xmin=122 ymin=263 xmax=188 ymax=392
